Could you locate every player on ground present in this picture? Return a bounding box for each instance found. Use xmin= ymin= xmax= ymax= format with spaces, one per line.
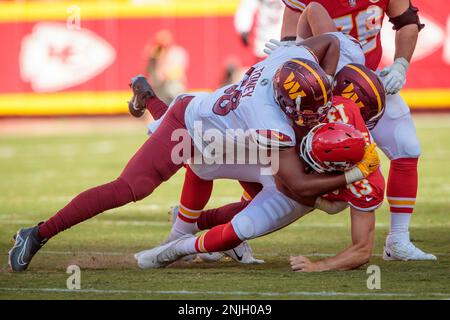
xmin=8 ymin=34 xmax=379 ymax=272
xmin=279 ymin=0 xmax=434 ymax=261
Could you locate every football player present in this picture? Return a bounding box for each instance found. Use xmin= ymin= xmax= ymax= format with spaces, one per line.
xmin=279 ymin=0 xmax=434 ymax=261
xmin=9 ymin=34 xmax=379 ymax=272
xmin=139 ymin=63 xmax=386 ymax=272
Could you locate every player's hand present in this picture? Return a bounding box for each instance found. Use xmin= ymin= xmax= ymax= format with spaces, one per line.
xmin=263 ymin=39 xmax=296 ymax=55
xmin=379 ymin=57 xmax=409 ymax=95
xmin=290 ymin=255 xmax=321 ymax=272
xmin=344 ymin=143 xmax=380 ymax=184
xmin=356 ymin=143 xmax=380 ymax=177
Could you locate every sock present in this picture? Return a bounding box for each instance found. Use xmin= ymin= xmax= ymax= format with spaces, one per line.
xmin=197 ymin=201 xmax=248 ymax=230
xmin=389 ymin=214 xmax=411 ymax=241
xmin=175 ymin=236 xmax=198 ymax=255
xmin=195 ymin=223 xmax=242 ymax=253
xmin=168 ymin=167 xmax=213 ymax=241
xmin=39 ymin=178 xmax=134 ymax=239
xmin=386 ymin=158 xmax=418 ymax=241
xmin=146 ymin=96 xmax=169 ymax=120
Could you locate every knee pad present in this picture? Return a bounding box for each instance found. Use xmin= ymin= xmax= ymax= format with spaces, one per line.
xmin=231 ymin=215 xmax=255 ymax=240
xmin=394 ymin=120 xmax=421 ymax=159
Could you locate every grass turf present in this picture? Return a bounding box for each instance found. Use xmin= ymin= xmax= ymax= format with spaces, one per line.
xmin=0 ymin=114 xmax=449 ymax=300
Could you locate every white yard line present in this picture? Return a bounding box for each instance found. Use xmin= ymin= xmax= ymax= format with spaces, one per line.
xmin=0 ymin=287 xmax=448 ymax=298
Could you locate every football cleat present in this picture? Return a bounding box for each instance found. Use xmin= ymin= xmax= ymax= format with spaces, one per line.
xmin=135 ymin=234 xmax=194 ymax=269
xmin=196 ymin=252 xmax=224 ymax=262
xmin=8 ymin=224 xmax=47 ymax=272
xmin=383 ymin=234 xmax=437 ymax=261
xmin=128 ymin=75 xmax=155 ymax=118
xmin=224 ymin=241 xmax=265 ymax=264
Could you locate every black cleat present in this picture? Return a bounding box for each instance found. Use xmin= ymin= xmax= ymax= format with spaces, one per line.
xmin=128 ymin=75 xmax=156 ymax=118
xmin=8 ymin=224 xmax=47 ymax=272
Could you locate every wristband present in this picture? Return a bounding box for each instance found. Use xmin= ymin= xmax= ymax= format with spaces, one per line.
xmin=344 ymin=166 xmax=364 ymax=184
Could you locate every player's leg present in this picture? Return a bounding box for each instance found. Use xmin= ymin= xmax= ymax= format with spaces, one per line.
xmin=166 ymin=166 xmax=214 ymax=242
xmin=129 ymin=75 xmax=168 ymax=119
xmin=370 ymin=93 xmax=435 ymax=260
xmin=296 ymin=2 xmax=337 ymax=41
xmin=196 ymin=181 xmax=262 ymax=230
xmin=136 ymin=186 xmax=313 ymax=268
xmin=8 ymin=97 xmax=193 ymax=271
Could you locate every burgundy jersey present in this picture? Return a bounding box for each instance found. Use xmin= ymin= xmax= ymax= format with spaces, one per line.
xmin=322 ymin=96 xmax=385 ymax=211
xmin=282 ymin=0 xmax=390 ymax=70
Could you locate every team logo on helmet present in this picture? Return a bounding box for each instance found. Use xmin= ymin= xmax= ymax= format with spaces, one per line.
xmin=283 ymin=72 xmax=307 ymax=100
xmin=333 ymin=63 xmax=386 ymax=130
xmin=273 ymin=58 xmax=332 ymax=128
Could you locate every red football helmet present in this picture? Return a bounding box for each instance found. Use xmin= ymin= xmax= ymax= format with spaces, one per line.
xmin=273 ymin=58 xmax=332 ymax=127
xmin=300 ymin=122 xmax=366 ymax=173
xmin=333 ymin=63 xmax=386 ymax=129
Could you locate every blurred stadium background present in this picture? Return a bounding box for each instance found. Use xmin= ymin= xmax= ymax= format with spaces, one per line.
xmin=0 ymin=0 xmax=449 ymax=115
xmin=0 ymin=0 xmax=449 ymax=300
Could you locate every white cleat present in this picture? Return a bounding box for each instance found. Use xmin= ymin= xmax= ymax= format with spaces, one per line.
xmin=196 ymin=252 xmax=224 ymax=262
xmin=168 ymin=205 xmax=179 ymax=224
xmin=224 ymin=241 xmax=265 ymax=264
xmin=383 ymin=235 xmax=437 ymax=261
xmin=135 ymin=234 xmax=194 ymax=269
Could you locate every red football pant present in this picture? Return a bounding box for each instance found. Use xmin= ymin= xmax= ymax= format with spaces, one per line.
xmin=387 ymin=158 xmax=418 ymax=214
xmin=39 ymin=97 xmax=193 ymax=239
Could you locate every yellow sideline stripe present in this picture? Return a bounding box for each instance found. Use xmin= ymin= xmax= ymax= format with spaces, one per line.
xmin=0 ymin=91 xmax=130 ymax=116
xmin=0 ymin=0 xmax=240 ymax=22
xmin=400 ymin=89 xmax=450 ymax=108
xmin=0 ymin=89 xmax=449 ymax=116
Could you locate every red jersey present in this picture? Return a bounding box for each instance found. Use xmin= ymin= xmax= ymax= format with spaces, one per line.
xmin=282 ymin=0 xmax=389 ymax=70
xmin=322 ymin=96 xmax=385 ymax=211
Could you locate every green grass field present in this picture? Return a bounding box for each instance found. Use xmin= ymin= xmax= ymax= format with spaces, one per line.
xmin=0 ymin=114 xmax=449 ymax=300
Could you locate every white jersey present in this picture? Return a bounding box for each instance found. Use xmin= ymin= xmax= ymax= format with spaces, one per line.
xmin=184 ymin=45 xmax=318 ymax=183
xmin=185 ymin=44 xmax=317 ymax=160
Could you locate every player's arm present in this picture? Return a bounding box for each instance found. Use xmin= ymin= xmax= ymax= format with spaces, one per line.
xmin=381 ymin=0 xmax=424 ymax=94
xmin=290 ymin=208 xmax=375 ymax=272
xmin=301 ymin=34 xmax=340 ymax=77
xmin=387 ymin=0 xmax=422 ymax=62
xmin=274 ymin=144 xmax=379 ymax=201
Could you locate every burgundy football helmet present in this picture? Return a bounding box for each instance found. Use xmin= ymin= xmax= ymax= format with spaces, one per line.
xmin=273 ymin=58 xmax=332 ymax=127
xmin=333 ymin=63 xmax=386 ymax=129
xmin=300 ymin=122 xmax=366 ymax=173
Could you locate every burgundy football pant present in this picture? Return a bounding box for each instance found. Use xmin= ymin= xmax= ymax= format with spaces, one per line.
xmin=39 ymin=96 xmax=193 ymax=239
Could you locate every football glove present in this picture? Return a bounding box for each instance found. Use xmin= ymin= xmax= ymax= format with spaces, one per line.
xmin=263 ymin=38 xmax=296 ymax=55
xmin=379 ymin=57 xmax=409 ymax=95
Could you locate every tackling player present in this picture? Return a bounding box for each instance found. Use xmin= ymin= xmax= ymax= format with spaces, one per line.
xmin=279 ymin=0 xmax=434 ymax=261
xmin=138 ymin=63 xmax=386 ymax=272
